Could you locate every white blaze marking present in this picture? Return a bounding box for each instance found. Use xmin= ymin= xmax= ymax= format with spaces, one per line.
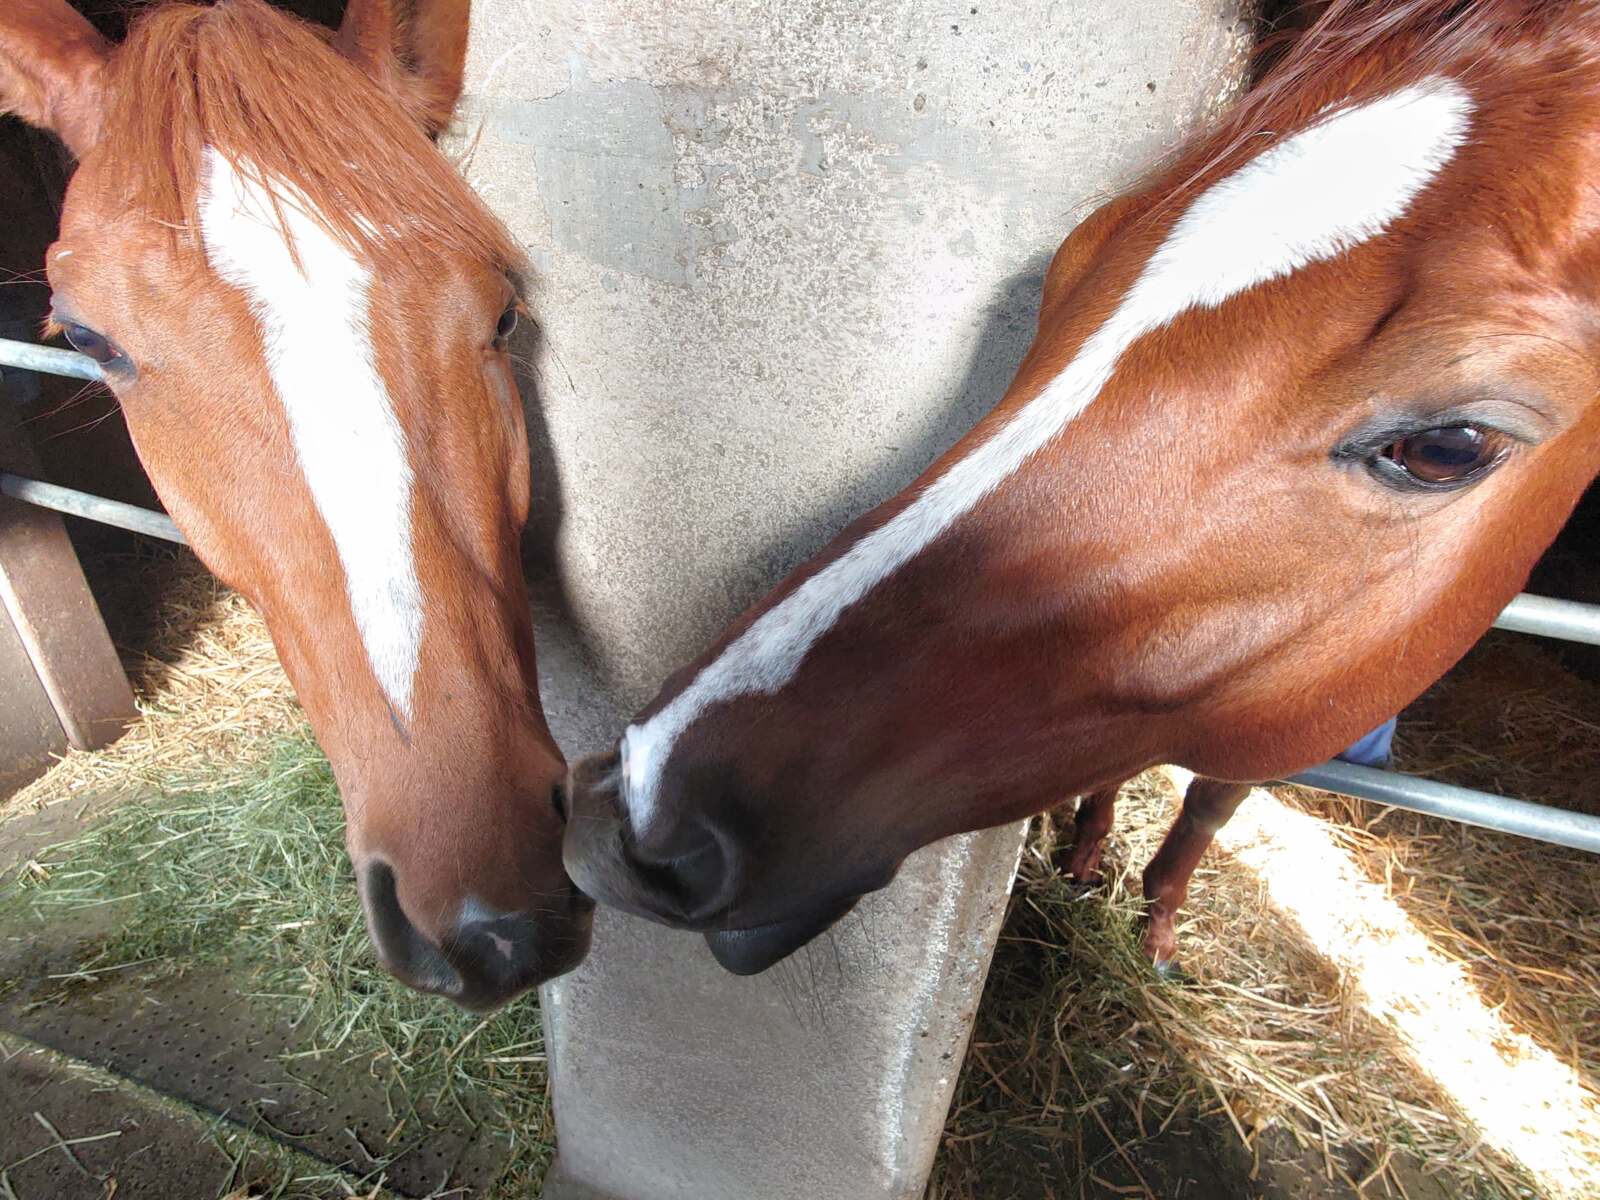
xmin=623 ymin=78 xmax=1474 ymax=824
xmin=198 ymin=147 xmax=424 ymax=721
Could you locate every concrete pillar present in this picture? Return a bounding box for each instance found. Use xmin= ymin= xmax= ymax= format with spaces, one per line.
xmin=449 ymin=4 xmax=1252 ymax=1196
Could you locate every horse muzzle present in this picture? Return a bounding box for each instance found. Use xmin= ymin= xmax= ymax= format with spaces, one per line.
xmin=562 ymin=749 xmax=751 ymax=928
xmin=564 ymin=750 xmax=878 ymax=974
xmin=357 ymin=860 xmax=594 ymax=1012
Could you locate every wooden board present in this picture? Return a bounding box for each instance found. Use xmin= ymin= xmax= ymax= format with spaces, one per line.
xmin=0 ymin=599 xmax=65 ymax=795
xmin=0 ymin=394 xmax=136 ymax=775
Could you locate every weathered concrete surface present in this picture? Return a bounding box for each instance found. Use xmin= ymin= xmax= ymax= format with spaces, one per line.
xmin=0 ymin=1031 xmax=364 ymax=1200
xmin=541 ymin=825 xmax=1028 ymax=1200
xmin=449 ymin=3 xmax=1252 ymax=1197
xmin=460 ymin=2 xmax=1251 ymax=706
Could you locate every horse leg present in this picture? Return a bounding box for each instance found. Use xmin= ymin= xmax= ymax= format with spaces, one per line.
xmin=1061 ymin=783 xmax=1123 ymax=885
xmin=1141 ymin=776 xmax=1251 ymax=968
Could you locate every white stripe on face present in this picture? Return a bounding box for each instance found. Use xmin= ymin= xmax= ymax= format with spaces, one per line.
xmin=622 ymin=78 xmax=1474 ymax=827
xmin=198 ymin=147 xmax=424 ymax=722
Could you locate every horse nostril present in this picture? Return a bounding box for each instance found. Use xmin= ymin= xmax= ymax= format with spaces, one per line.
xmin=628 ymin=830 xmax=741 ymax=924
xmin=551 ymin=780 xmax=568 ymax=822
xmin=357 ymin=861 xmax=464 ymax=998
xmin=661 ymin=839 xmax=723 ymax=900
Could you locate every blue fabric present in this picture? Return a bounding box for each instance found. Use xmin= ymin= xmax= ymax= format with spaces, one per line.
xmin=1337 ymin=717 xmax=1397 ymax=767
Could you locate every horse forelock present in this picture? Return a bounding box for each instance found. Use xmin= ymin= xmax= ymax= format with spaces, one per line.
xmin=95 ymin=0 xmax=521 ymax=274
xmin=1165 ymin=0 xmax=1594 ymax=215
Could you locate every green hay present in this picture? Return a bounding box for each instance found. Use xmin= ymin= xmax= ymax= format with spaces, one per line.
xmin=0 ymin=729 xmax=554 ymax=1200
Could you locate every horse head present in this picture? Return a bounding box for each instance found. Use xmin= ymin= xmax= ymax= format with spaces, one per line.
xmin=565 ymin=1 xmax=1600 ymax=973
xmin=0 ymin=0 xmax=590 ymax=1008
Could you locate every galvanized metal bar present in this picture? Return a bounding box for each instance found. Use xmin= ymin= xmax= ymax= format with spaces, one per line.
xmin=1287 ymin=759 xmax=1600 ymax=854
xmin=0 ymin=473 xmax=186 ymax=545
xmin=0 ymin=337 xmax=103 ymax=383
xmin=1492 ymin=592 xmax=1600 ymax=646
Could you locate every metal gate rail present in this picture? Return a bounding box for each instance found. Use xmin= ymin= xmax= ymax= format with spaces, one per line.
xmin=1288 ymin=761 xmax=1600 ymax=853
xmin=0 ymin=337 xmax=104 ymax=382
xmin=0 ymin=473 xmax=186 ymax=544
xmin=5 ymin=335 xmax=1599 ymax=853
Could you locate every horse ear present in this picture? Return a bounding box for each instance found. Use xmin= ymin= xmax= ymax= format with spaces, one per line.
xmin=0 ymin=0 xmax=113 ymax=158
xmin=334 ymin=0 xmax=470 ymax=138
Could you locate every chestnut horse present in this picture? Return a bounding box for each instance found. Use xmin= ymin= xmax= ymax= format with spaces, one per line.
xmin=566 ymin=0 xmax=1600 ymax=974
xmin=0 ymin=0 xmax=590 ymax=1009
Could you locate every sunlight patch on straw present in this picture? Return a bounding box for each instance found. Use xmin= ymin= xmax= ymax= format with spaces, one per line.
xmin=1160 ymin=766 xmax=1600 ymax=1199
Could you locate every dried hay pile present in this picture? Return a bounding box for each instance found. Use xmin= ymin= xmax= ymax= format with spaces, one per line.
xmin=3 ymin=544 xmax=300 ymax=822
xmin=6 ymin=545 xmax=1599 ymax=1199
xmin=933 ymin=632 xmax=1600 ymax=1200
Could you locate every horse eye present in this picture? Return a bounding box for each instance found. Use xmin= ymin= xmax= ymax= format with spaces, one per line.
xmin=60 ymin=321 xmax=124 ymax=366
xmin=495 ymin=304 xmax=518 ymax=342
xmin=1378 ymin=425 xmax=1506 ymax=487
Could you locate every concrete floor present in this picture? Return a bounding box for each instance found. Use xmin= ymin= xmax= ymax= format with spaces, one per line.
xmin=0 ymin=799 xmax=488 ymax=1200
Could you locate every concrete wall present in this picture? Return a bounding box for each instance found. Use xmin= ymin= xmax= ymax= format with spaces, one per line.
xmin=448 ymin=4 xmax=1252 ymax=1196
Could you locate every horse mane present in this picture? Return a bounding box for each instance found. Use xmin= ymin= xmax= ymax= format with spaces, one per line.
xmin=1161 ymin=0 xmax=1594 ymax=206
xmin=98 ymin=0 xmax=522 ymax=270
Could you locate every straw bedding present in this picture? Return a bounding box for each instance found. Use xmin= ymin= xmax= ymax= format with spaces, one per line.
xmin=931 ymin=634 xmax=1600 ymax=1199
xmin=3 ymin=544 xmax=299 ymax=821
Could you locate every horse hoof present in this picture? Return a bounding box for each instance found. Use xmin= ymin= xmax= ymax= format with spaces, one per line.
xmin=1149 ymin=954 xmax=1192 ymax=984
xmin=1141 ymin=923 xmax=1181 ymax=974
xmin=1064 ymin=875 xmax=1103 ymax=900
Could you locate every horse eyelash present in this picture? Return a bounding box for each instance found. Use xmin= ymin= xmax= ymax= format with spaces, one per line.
xmin=1364 ymin=445 xmax=1511 ymax=495
xmin=1331 ymin=409 xmax=1532 ymax=465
